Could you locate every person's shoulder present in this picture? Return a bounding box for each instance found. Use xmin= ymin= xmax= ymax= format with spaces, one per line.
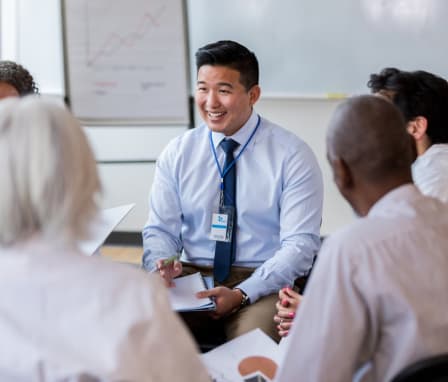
xmin=320 ymin=216 xmax=387 ymax=262
xmin=417 ymin=192 xmax=448 ymax=227
xmin=321 ymin=194 xmax=448 ymax=261
xmin=426 ymin=144 xmax=448 ymax=172
xmin=260 ymin=117 xmax=304 ymax=142
xmin=78 ymin=254 xmax=166 ymax=309
xmin=87 ymin=254 xmax=154 ymax=286
xmin=171 ymin=123 xmax=208 ymax=144
xmin=428 ymin=143 xmax=448 ymax=156
xmin=5 ymin=240 xmax=163 ymax=315
xmin=258 ymin=116 xmax=313 ymax=154
xmin=159 ymin=124 xmax=208 ymax=158
xmin=53 ymin=247 xmax=149 ymax=289
xmin=256 ymin=117 xmax=321 ymax=177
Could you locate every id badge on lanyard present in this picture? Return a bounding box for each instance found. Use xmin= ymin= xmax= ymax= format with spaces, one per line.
xmin=210 ymin=205 xmax=235 ymax=242
xmin=210 ymin=154 xmax=236 ymax=243
xmin=208 ymin=115 xmax=261 ymax=243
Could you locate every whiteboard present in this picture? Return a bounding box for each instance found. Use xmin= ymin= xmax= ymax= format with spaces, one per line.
xmin=187 ymin=0 xmax=448 ymax=98
xmin=62 ymin=0 xmax=189 ymax=124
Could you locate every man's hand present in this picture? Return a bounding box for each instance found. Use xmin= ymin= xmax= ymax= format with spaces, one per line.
xmin=156 ymin=259 xmax=182 ymax=287
xmin=196 ymin=287 xmax=242 ymax=319
xmin=273 ymin=286 xmax=302 ymax=337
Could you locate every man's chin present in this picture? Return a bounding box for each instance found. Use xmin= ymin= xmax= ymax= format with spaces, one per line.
xmin=208 ymin=124 xmax=228 ymax=134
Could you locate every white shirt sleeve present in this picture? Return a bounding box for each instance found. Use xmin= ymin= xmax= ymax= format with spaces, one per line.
xmin=275 ymin=238 xmax=370 ymax=382
xmin=238 ymin=142 xmax=323 ymax=302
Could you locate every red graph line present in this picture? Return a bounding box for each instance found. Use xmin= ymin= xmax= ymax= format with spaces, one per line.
xmin=87 ymin=6 xmax=166 ymax=66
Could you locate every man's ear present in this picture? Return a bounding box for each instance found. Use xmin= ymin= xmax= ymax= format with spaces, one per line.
xmin=406 ymin=116 xmax=428 ymax=141
xmin=248 ymin=85 xmax=261 ymax=106
xmin=332 ymin=157 xmax=353 ymax=192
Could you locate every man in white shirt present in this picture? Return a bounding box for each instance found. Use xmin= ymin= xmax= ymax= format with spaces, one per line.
xmin=142 ymin=40 xmax=323 ymax=342
xmin=368 ymin=68 xmax=448 ymax=202
xmin=276 ymin=95 xmax=448 ymax=382
xmin=275 ymin=68 xmax=448 ymax=337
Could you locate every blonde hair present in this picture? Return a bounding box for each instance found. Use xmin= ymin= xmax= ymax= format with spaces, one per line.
xmin=0 ymin=96 xmax=101 ymax=245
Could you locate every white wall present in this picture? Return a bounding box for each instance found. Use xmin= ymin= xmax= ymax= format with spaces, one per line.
xmin=0 ymin=0 xmax=354 ymax=236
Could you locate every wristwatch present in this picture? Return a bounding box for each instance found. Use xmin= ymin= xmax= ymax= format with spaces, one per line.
xmin=234 ymin=288 xmax=250 ymax=309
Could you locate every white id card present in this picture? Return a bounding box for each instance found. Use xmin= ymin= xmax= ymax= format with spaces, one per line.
xmin=210 ymin=213 xmax=229 ymax=241
xmin=210 ymin=204 xmax=235 ymax=242
xmin=210 ymin=205 xmax=235 ymax=242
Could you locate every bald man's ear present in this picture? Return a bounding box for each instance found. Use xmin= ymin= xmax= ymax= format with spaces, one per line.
xmin=406 ymin=116 xmax=428 ymax=141
xmin=331 ymin=157 xmax=354 ymax=192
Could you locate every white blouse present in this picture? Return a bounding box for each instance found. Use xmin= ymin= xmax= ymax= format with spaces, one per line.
xmin=412 ymin=143 xmax=448 ymax=203
xmin=0 ymin=238 xmax=210 ymax=382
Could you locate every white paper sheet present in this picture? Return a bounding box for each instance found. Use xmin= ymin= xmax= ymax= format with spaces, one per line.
xmin=168 ymin=272 xmax=215 ymax=312
xmin=78 ymin=203 xmax=135 ymax=256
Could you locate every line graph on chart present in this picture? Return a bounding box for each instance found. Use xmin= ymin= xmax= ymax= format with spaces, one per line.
xmin=85 ymin=5 xmax=165 ymax=68
xmin=64 ymin=0 xmax=189 ymax=123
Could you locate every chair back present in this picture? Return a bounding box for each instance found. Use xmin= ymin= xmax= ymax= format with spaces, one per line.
xmin=391 ymin=353 xmax=448 ymax=382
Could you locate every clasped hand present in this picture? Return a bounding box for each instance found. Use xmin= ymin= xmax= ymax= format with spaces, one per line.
xmin=273 ymin=286 xmax=302 ymax=337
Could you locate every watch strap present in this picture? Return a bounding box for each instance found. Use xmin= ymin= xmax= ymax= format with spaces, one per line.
xmin=234 ymin=288 xmax=250 ymax=308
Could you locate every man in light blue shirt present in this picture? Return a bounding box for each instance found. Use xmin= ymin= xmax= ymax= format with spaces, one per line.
xmin=142 ymin=40 xmax=323 ymax=342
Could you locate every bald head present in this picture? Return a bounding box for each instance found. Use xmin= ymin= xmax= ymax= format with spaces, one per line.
xmin=327 ymin=95 xmax=414 ymax=183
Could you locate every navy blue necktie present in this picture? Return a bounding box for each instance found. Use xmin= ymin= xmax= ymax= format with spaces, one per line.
xmin=214 ymin=138 xmax=239 ymax=283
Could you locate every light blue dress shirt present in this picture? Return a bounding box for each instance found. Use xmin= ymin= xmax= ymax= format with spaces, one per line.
xmin=143 ymin=111 xmax=323 ymax=302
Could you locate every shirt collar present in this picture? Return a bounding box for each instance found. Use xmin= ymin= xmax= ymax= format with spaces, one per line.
xmin=413 ymin=143 xmax=448 ymax=166
xmin=210 ymin=110 xmax=259 ymax=153
xmin=368 ymin=183 xmax=420 ymax=218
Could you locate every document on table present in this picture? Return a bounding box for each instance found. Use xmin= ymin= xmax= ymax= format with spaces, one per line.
xmin=168 ymin=272 xmax=216 ymax=312
xmin=201 ymin=328 xmax=288 ymax=382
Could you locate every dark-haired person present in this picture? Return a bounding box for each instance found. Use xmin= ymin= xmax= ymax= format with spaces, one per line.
xmin=0 ymin=60 xmax=39 ymax=99
xmin=276 ymin=95 xmax=448 ymax=382
xmin=274 ymin=68 xmax=448 ymax=339
xmin=142 ymin=40 xmax=323 ymax=342
xmin=368 ymin=68 xmax=448 ymax=202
